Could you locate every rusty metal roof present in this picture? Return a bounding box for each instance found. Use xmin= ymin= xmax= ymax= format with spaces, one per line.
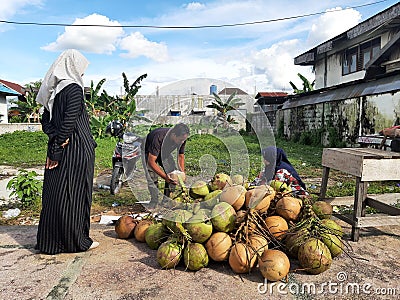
xmin=255 ymin=92 xmax=287 ymax=99
xmin=282 ymin=73 xmax=400 ymax=109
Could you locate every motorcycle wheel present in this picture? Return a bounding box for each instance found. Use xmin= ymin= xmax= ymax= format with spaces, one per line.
xmin=110 ymin=165 xmax=124 ymax=195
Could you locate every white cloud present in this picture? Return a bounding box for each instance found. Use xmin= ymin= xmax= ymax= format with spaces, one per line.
xmin=0 ymin=0 xmax=42 ymax=19
xmin=241 ymin=39 xmax=312 ymax=91
xmin=307 ymin=7 xmax=362 ymax=46
xmin=41 ymin=14 xmax=124 ymax=54
xmin=184 ymin=2 xmax=206 ymax=11
xmin=89 ymin=3 xmax=363 ymax=96
xmin=119 ymin=32 xmax=169 ymax=62
xmin=0 ymin=0 xmax=43 ymax=32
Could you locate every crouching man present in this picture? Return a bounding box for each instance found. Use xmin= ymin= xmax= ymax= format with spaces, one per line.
xmin=144 ymin=123 xmax=190 ymax=208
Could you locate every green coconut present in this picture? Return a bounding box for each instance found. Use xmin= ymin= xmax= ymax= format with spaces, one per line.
xmin=231 ymin=174 xmax=244 ymax=185
xmin=312 ymin=201 xmax=333 ymax=219
xmin=156 ymin=240 xmax=182 ymax=269
xmin=202 ymin=190 xmax=222 ymax=209
xmin=210 ymin=173 xmax=232 ymax=191
xmin=320 ymin=219 xmax=344 ymax=237
xmin=183 ymin=242 xmax=209 ymax=271
xmin=298 ymin=238 xmax=332 ymax=274
xmin=190 ymin=209 xmax=211 ymax=222
xmin=145 ymin=223 xmax=168 ymax=250
xmin=284 ymin=228 xmax=309 ymax=258
xmin=186 ymin=220 xmax=213 ymax=243
xmin=190 ymin=180 xmax=210 ymax=198
xmin=162 ymin=209 xmax=193 ymax=233
xmin=269 ymin=180 xmax=292 ymax=193
xmin=210 ymin=202 xmax=237 ymax=233
xmin=321 ymin=233 xmax=343 ymax=257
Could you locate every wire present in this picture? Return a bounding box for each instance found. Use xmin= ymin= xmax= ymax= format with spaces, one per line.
xmin=0 ymin=0 xmax=392 ymax=29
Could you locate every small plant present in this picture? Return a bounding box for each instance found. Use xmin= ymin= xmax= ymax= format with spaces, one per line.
xmin=7 ymin=169 xmax=43 ymax=209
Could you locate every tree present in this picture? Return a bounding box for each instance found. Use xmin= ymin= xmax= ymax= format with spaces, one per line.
xmin=206 ymin=91 xmax=245 ymax=128
xmin=86 ymin=78 xmax=106 ymax=117
xmin=10 ymin=81 xmax=42 ymax=123
xmin=119 ymin=72 xmax=148 ymax=125
xmin=289 ymin=73 xmax=315 ymax=94
xmin=86 ymin=73 xmax=149 ymax=138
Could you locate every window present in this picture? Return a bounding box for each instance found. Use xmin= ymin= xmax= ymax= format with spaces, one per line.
xmin=361 ymin=38 xmax=381 ymax=68
xmin=343 ymin=47 xmax=358 ymax=75
xmin=342 ymin=37 xmax=381 ymax=75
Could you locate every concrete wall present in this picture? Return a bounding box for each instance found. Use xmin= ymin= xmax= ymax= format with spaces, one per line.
xmin=136 ymin=94 xmax=255 ymax=119
xmin=274 ymin=90 xmax=400 ymax=146
xmin=0 ymin=96 xmax=7 ymax=123
xmin=0 ymin=123 xmax=41 ymax=135
xmin=314 ymin=50 xmax=365 ymax=89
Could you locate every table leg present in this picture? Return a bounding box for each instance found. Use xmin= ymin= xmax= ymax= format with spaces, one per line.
xmin=351 ymin=177 xmax=368 ymax=242
xmin=319 ymin=166 xmax=330 ymax=200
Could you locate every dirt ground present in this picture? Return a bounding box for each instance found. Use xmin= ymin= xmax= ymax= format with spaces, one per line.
xmin=1 ymin=219 xmax=399 ymax=300
xmin=1 ymin=168 xmax=400 ymax=299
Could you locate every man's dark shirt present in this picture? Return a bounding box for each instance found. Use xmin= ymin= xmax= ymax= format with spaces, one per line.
xmin=144 ymin=128 xmax=186 ymax=166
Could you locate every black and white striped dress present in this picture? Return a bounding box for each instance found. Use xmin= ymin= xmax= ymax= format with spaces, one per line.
xmin=36 ymin=83 xmax=96 ymax=255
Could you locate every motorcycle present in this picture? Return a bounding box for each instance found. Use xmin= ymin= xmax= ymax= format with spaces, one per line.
xmin=105 ymin=120 xmax=143 ymax=195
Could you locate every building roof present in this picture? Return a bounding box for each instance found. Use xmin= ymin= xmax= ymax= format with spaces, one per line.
xmin=255 ymin=92 xmax=288 ymax=99
xmin=282 ymin=71 xmax=400 ymax=109
xmin=0 ymin=79 xmax=25 ymax=95
xmin=0 ymin=83 xmax=21 ymax=96
xmin=294 ymin=2 xmax=400 ymax=66
xmin=218 ymin=87 xmax=248 ymax=95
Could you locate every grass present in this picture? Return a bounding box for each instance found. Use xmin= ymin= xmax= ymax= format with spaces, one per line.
xmin=0 ymin=131 xmax=47 ymax=167
xmin=1 ymin=130 xmax=400 ymax=218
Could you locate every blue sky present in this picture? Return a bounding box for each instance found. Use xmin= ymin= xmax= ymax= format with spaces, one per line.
xmin=0 ymin=0 xmax=398 ymax=95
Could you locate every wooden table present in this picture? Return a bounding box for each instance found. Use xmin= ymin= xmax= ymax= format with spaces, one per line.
xmin=319 ymin=148 xmax=400 ymax=241
xmin=357 ymin=135 xmax=392 ymax=149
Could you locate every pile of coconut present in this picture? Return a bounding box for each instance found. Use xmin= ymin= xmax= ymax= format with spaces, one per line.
xmin=115 ymin=173 xmax=347 ymax=282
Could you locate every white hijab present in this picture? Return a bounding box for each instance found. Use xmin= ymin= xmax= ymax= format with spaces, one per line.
xmin=36 ymin=49 xmax=89 ymax=119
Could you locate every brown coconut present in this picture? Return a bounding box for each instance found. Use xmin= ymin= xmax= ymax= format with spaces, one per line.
xmin=264 ymin=215 xmax=288 ymax=239
xmin=312 ymin=201 xmax=333 ymax=219
xmin=220 ymin=185 xmax=246 ymax=211
xmin=205 ymin=232 xmax=232 ymax=261
xmin=114 ymin=215 xmax=138 ymax=239
xmin=134 ymin=219 xmax=153 ymax=242
xmin=275 ymin=196 xmax=302 ymax=222
xmin=249 ymin=234 xmax=268 ymax=256
xmin=245 ymin=185 xmax=275 ymax=213
xmin=258 ymin=249 xmax=290 ymax=281
xmin=228 ymin=242 xmax=257 ymax=274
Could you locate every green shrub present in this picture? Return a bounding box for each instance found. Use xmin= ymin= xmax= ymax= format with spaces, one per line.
xmin=7 ymin=169 xmax=43 ymax=209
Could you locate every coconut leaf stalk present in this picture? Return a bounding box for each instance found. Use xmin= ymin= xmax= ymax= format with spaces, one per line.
xmin=283 ymin=200 xmax=357 ymax=263
xmin=233 ymin=209 xmax=283 ymax=256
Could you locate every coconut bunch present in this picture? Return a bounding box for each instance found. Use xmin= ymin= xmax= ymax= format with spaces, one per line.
xmin=155 ymin=173 xmax=293 ymax=279
xmin=281 ymin=198 xmax=352 ymax=275
xmin=114 ymin=173 xmax=348 ymax=281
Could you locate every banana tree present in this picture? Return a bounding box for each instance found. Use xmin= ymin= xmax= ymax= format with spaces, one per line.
xmin=206 ymin=91 xmax=245 ymax=128
xmin=10 ymin=81 xmax=42 ymax=123
xmin=289 ymin=73 xmax=315 ymax=94
xmin=119 ymin=72 xmax=150 ymax=126
xmin=86 ymin=78 xmax=106 ymax=117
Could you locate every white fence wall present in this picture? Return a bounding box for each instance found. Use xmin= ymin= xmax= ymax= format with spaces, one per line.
xmin=0 ymin=123 xmax=41 ymax=135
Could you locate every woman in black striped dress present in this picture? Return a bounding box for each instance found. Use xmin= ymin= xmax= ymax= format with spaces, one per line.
xmin=35 ymin=49 xmax=98 ymax=254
